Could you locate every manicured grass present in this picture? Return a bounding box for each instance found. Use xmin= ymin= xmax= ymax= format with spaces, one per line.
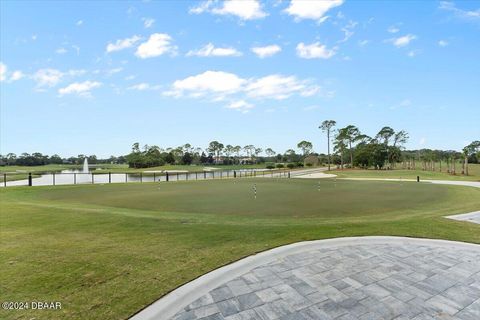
xmin=331 ymin=163 xmax=480 ymax=181
xmin=1 ymin=179 xmax=479 ymax=319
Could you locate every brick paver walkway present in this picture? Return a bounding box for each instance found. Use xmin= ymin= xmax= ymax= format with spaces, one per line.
xmin=171 ymin=243 xmax=480 ymax=320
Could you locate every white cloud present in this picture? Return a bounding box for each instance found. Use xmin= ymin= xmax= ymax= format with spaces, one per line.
xmin=142 ymin=17 xmax=155 ymax=28
xmin=246 ymin=74 xmax=319 ymax=100
xmin=387 ymin=25 xmax=400 ymax=33
xmin=128 ymin=83 xmax=161 ymax=91
xmin=389 ymin=34 xmax=417 ymax=48
xmin=358 ymin=40 xmax=369 ymax=47
xmin=58 ymin=81 xmax=102 ymax=97
xmin=164 ymin=71 xmax=324 ymax=112
xmin=33 ymin=69 xmax=64 ymax=87
xmin=125 ymin=75 xmax=136 ymax=81
xmin=0 ymin=63 xmax=6 ymax=81
xmin=419 ymin=137 xmax=426 ymax=146
xmin=407 ymin=49 xmax=420 ymax=58
xmin=31 ymin=34 xmax=37 ymax=41
xmin=135 ymin=33 xmax=176 ymax=58
xmin=284 ymin=0 xmax=343 ymax=22
xmin=189 ymin=0 xmax=213 ymax=14
xmin=10 ymin=70 xmax=24 ymax=81
xmin=76 ymin=20 xmax=83 ymax=26
xmin=303 ymin=105 xmax=320 ymax=111
xmin=439 ymin=1 xmax=480 ymax=21
xmin=165 ymin=71 xmax=246 ymax=97
xmin=67 ymin=69 xmax=87 ymax=77
xmin=251 ymin=45 xmax=281 ymax=58
xmin=128 ymin=83 xmax=150 ymax=91
xmin=105 ymin=67 xmax=123 ymax=76
xmin=438 ymin=40 xmax=449 ymax=47
xmin=226 ymin=100 xmax=253 ymax=113
xmin=187 ymin=43 xmax=242 ymax=57
xmin=391 ymin=99 xmax=412 ymax=109
xmin=190 ymin=0 xmax=267 ymax=20
xmin=56 ymin=47 xmax=68 ymax=54
xmin=296 ymin=42 xmax=337 ymax=59
xmin=72 ymin=45 xmax=80 ymax=56
xmin=106 ymin=35 xmax=142 ymax=53
xmin=339 ymin=20 xmax=358 ymax=43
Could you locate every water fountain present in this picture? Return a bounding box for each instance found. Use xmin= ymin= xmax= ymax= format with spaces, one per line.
xmin=83 ymin=158 xmax=89 ymax=173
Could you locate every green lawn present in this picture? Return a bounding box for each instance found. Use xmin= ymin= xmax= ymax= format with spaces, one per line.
xmin=331 ymin=163 xmax=480 ymax=181
xmin=1 ymin=179 xmax=479 ymax=320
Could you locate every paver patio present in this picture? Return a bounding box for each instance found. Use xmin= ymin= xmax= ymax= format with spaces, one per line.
xmin=170 ymin=241 xmax=480 ymax=320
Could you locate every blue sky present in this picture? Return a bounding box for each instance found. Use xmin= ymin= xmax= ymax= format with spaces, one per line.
xmin=1 ymin=0 xmax=479 ymax=158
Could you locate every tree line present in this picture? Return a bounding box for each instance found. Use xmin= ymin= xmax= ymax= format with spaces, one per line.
xmin=319 ymin=120 xmax=480 ymax=175
xmin=0 ymin=153 xmax=125 ymax=167
xmin=1 ymin=129 xmax=478 ymax=174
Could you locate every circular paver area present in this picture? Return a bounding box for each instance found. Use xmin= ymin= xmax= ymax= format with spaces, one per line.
xmin=132 ymin=238 xmax=480 ymax=320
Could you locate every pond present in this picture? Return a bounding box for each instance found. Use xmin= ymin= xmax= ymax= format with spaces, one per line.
xmin=1 ymin=168 xmax=277 ymax=187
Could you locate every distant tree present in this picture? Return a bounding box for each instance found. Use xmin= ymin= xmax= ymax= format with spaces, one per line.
xmin=243 ymin=145 xmax=255 ymax=159
xmin=224 ymin=145 xmax=234 ymax=158
xmin=463 ymin=141 xmax=480 ymax=175
xmin=333 ymin=130 xmax=348 ymax=169
xmin=297 ymin=141 xmax=313 ymax=157
xmin=165 ymin=152 xmax=175 ymax=164
xmin=181 ymin=152 xmax=193 ymax=165
xmin=284 ymin=149 xmax=296 ymax=162
xmin=182 ymin=143 xmax=193 ymax=154
xmin=338 ymin=125 xmax=360 ymax=168
xmin=87 ymin=155 xmax=97 ymax=164
xmin=208 ymin=141 xmax=224 ymax=163
xmin=200 ymin=152 xmax=208 ymax=164
xmin=6 ymin=153 xmax=17 ymax=165
xmin=319 ymin=120 xmax=336 ymax=170
xmin=376 ymin=126 xmax=395 ymax=145
xmin=265 ymin=148 xmax=276 ymax=158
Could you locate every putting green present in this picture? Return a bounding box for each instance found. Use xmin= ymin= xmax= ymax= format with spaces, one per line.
xmin=1 ymin=179 xmax=479 ymax=320
xmin=30 ymin=179 xmax=460 ymax=219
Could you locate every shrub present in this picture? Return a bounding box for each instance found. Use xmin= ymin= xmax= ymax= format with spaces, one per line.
xmin=306 ymin=163 xmax=313 ymax=167
xmin=276 ymin=163 xmax=284 ymax=168
xmin=265 ymin=162 xmax=275 ymax=169
xmin=296 ymin=162 xmax=304 ymax=167
xmin=287 ymin=163 xmax=295 ymax=169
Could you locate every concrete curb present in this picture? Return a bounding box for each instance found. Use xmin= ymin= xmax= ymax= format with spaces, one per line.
xmin=129 ymin=236 xmax=480 ymax=320
xmin=339 ymin=177 xmax=480 ymax=188
xmin=446 ymin=211 xmax=480 ymax=224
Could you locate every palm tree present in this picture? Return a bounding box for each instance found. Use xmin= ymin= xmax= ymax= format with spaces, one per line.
xmin=319 ymin=120 xmax=336 ymax=170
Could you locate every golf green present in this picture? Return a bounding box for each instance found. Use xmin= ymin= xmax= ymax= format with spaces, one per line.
xmin=1 ymin=179 xmax=479 ymax=320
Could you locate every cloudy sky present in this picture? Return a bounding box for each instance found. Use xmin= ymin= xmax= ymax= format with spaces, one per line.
xmin=1 ymin=0 xmax=479 ymax=157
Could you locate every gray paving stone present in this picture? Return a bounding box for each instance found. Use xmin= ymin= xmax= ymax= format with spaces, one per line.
xmin=170 ymin=243 xmax=480 ymax=320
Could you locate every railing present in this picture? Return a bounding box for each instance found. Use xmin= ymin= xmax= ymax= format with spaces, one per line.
xmin=1 ymin=169 xmax=291 ymax=187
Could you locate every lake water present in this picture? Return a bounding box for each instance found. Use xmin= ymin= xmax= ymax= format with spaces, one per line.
xmin=1 ymin=168 xmax=278 ymax=187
